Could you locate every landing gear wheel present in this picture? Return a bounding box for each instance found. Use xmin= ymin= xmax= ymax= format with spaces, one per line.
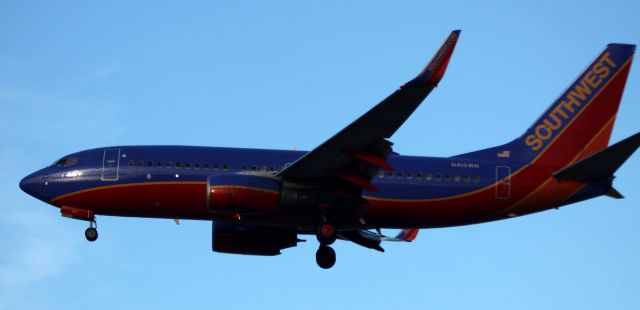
xmin=85 ymin=220 xmax=98 ymax=242
xmin=316 ymin=223 xmax=337 ymax=245
xmin=85 ymin=227 xmax=98 ymax=242
xmin=316 ymin=245 xmax=336 ymax=269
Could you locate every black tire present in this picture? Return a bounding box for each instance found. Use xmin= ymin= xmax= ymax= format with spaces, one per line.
xmin=85 ymin=227 xmax=98 ymax=242
xmin=316 ymin=223 xmax=337 ymax=245
xmin=316 ymin=245 xmax=336 ymax=269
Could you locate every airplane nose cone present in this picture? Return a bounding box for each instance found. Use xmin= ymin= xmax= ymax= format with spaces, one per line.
xmin=19 ymin=173 xmax=41 ymax=198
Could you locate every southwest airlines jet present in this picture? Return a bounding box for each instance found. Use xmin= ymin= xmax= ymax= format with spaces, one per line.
xmin=20 ymin=31 xmax=640 ymax=269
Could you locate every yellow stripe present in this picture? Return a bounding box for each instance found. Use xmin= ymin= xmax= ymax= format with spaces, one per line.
xmin=49 ymin=59 xmax=633 ymax=207
xmin=498 ymin=115 xmax=616 ymax=214
xmin=527 ymin=57 xmax=632 ymax=165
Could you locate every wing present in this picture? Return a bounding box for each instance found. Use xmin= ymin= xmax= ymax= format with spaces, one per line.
xmin=277 ymin=30 xmax=461 ymax=191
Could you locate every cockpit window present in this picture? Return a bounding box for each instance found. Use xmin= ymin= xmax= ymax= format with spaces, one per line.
xmin=54 ymin=157 xmax=78 ymax=167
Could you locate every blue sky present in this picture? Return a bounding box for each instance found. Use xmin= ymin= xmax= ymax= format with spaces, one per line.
xmin=1 ymin=1 xmax=639 ymax=309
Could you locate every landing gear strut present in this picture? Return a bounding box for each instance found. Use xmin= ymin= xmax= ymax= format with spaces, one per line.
xmin=85 ymin=220 xmax=98 ymax=242
xmin=316 ymin=245 xmax=336 ymax=269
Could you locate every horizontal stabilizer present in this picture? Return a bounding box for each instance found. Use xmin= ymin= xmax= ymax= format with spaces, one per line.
xmin=339 ymin=228 xmax=419 ymax=252
xmin=392 ymin=228 xmax=419 ymax=242
xmin=554 ymin=132 xmax=640 ymax=182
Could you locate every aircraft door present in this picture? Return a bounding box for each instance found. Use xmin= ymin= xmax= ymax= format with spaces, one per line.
xmin=101 ymin=149 xmax=120 ymax=181
xmin=495 ymin=166 xmax=510 ymax=200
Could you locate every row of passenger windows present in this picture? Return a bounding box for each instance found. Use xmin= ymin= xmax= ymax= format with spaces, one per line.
xmin=127 ymin=160 xmax=286 ymax=173
xmin=128 ymin=160 xmax=231 ymax=171
xmin=378 ymin=170 xmax=481 ymax=183
xmin=126 ymin=159 xmax=481 ymax=183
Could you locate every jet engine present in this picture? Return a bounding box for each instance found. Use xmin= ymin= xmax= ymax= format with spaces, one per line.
xmin=212 ymin=221 xmax=298 ymax=256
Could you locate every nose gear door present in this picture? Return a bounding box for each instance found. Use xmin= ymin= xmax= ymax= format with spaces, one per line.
xmin=101 ymin=149 xmax=120 ymax=181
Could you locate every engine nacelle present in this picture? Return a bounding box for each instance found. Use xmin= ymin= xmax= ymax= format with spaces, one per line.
xmin=212 ymin=221 xmax=297 ymax=256
xmin=207 ymin=174 xmax=281 ymax=215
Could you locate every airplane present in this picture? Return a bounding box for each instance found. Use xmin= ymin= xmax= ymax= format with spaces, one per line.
xmin=20 ymin=30 xmax=640 ymax=269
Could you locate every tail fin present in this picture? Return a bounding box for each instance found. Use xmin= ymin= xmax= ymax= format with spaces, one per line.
xmin=457 ymin=44 xmax=635 ymax=167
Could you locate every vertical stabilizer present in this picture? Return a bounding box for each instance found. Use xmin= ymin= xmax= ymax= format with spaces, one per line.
xmin=457 ymin=44 xmax=635 ymax=167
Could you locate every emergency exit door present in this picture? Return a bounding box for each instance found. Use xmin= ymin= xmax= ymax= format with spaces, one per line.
xmin=495 ymin=166 xmax=511 ymax=200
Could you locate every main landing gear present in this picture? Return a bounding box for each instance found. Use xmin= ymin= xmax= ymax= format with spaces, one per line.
xmin=315 ymin=223 xmax=337 ymax=269
xmin=316 ymin=245 xmax=336 ymax=269
xmin=85 ymin=220 xmax=98 ymax=242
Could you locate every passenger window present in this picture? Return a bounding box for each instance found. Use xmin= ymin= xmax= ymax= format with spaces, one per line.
xmin=194 ymin=163 xmax=200 ymax=169
xmin=426 ymin=173 xmax=432 ymax=181
xmin=128 ymin=160 xmax=134 ymax=167
xmin=242 ymin=165 xmax=248 ymax=171
xmin=434 ymin=174 xmax=441 ymax=181
xmin=166 ymin=162 xmax=173 ymax=168
xmin=147 ymin=161 xmax=153 ymax=167
xmin=473 ymin=175 xmax=480 ymax=183
xmin=260 ymin=165 xmax=267 ymax=172
xmin=463 ymin=175 xmax=470 ymax=183
xmin=175 ymin=162 xmax=181 ymax=169
xmin=387 ymin=172 xmax=394 ymax=178
xmin=203 ymin=163 xmax=210 ymax=169
xmin=269 ymin=166 xmax=276 ymax=172
xmin=185 ymin=162 xmax=191 ymax=169
xmin=223 ymin=164 xmax=229 ymax=171
xmin=454 ymin=175 xmax=461 ymax=182
xmin=444 ymin=174 xmax=451 ymax=182
xmin=407 ymin=172 xmax=413 ymax=179
xmin=213 ymin=164 xmax=219 ymax=171
xmin=397 ymin=172 xmax=403 ymax=179
xmin=156 ymin=162 xmax=162 ymax=167
xmin=378 ymin=171 xmax=385 ymax=178
xmin=137 ymin=160 xmax=144 ymax=167
xmin=416 ymin=173 xmax=422 ymax=179
xmin=251 ymin=165 xmax=257 ymax=171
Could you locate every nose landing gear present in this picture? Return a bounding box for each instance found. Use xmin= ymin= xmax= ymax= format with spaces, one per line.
xmin=84 ymin=220 xmax=98 ymax=242
xmin=60 ymin=206 xmax=99 ymax=242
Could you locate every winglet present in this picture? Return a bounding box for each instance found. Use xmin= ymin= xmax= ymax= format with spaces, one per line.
xmin=404 ymin=30 xmax=461 ymax=88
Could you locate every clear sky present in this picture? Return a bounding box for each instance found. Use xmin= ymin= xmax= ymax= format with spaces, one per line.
xmin=1 ymin=1 xmax=639 ymax=309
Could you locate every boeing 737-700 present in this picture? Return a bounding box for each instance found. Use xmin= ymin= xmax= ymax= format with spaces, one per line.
xmin=20 ymin=30 xmax=639 ymax=269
